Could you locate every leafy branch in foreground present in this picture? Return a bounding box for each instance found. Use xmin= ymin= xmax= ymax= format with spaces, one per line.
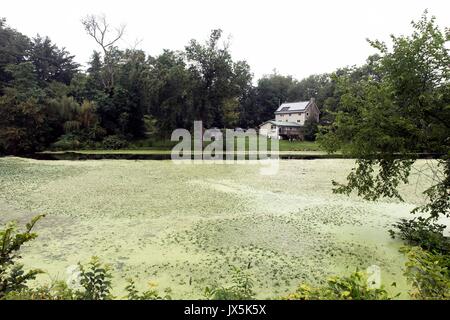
xmin=389 ymin=217 xmax=450 ymax=253
xmin=78 ymin=256 xmax=113 ymax=300
xmin=402 ymin=246 xmax=450 ymax=300
xmin=0 ymin=214 xmax=45 ymax=298
xmin=204 ymin=266 xmax=256 ymax=300
xmin=411 ymin=158 xmax=450 ymax=219
xmin=331 ymin=158 xmax=414 ymax=201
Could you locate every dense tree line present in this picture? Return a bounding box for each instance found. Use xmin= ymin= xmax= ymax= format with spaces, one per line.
xmin=0 ymin=15 xmax=373 ymax=154
xmin=1 ymin=14 xmax=444 ymax=155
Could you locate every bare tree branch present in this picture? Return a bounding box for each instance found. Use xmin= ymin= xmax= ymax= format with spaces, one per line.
xmin=81 ymin=14 xmax=126 ymax=90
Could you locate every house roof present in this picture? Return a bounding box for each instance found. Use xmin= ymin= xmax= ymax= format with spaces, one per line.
xmin=261 ymin=120 xmax=302 ymax=127
xmin=275 ymin=100 xmax=311 ymax=114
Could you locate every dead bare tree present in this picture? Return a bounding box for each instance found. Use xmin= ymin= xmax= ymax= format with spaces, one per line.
xmin=124 ymin=38 xmax=144 ymax=51
xmin=81 ymin=14 xmax=126 ymax=91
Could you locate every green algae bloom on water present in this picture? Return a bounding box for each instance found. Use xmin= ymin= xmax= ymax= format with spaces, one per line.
xmin=0 ymin=157 xmax=436 ymax=298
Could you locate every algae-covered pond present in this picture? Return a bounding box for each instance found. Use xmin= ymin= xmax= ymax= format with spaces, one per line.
xmin=0 ymin=157 xmax=439 ymax=298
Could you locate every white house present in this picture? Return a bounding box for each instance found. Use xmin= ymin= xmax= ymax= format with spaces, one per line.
xmin=259 ymin=98 xmax=320 ymax=140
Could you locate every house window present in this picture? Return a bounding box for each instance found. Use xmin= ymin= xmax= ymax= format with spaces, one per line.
xmin=297 ymin=120 xmax=300 ymax=122
xmin=271 ymin=125 xmax=276 ymax=129
xmin=307 ymin=112 xmax=309 ymax=116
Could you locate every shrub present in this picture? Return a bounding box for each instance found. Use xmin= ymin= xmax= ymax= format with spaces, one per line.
xmin=51 ymin=134 xmax=81 ymax=150
xmin=402 ymin=246 xmax=450 ymax=300
xmin=125 ymin=279 xmax=171 ymax=300
xmin=284 ymin=271 xmax=392 ymax=300
xmin=3 ymin=281 xmax=78 ymax=300
xmin=86 ymin=125 xmax=107 ymax=142
xmin=389 ymin=217 xmax=450 ymax=254
xmin=101 ymin=135 xmax=129 ymax=150
xmin=204 ymin=266 xmax=256 ymax=300
xmin=0 ymin=215 xmax=45 ymax=298
xmin=78 ymin=256 xmax=113 ymax=300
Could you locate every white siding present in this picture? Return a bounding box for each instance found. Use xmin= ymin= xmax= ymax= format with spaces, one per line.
xmin=275 ymin=112 xmax=306 ymax=125
xmin=259 ymin=122 xmax=279 ymax=139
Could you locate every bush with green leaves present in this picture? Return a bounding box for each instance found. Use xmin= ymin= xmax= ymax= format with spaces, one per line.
xmin=204 ymin=266 xmax=256 ymax=300
xmin=2 ymin=257 xmax=115 ymax=300
xmin=77 ymin=256 xmax=113 ymax=300
xmin=3 ymin=281 xmax=79 ymax=300
xmin=285 ymin=271 xmax=393 ymax=300
xmin=101 ymin=135 xmax=129 ymax=150
xmin=125 ymin=279 xmax=171 ymax=300
xmin=0 ymin=215 xmax=45 ymax=298
xmin=402 ymin=246 xmax=450 ymax=300
xmin=389 ymin=217 xmax=450 ymax=254
xmin=51 ymin=134 xmax=82 ymax=150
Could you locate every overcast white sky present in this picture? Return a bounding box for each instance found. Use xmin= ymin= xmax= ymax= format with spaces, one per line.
xmin=2 ymin=0 xmax=449 ymax=80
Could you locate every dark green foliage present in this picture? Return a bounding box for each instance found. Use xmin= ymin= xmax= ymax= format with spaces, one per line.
xmin=184 ymin=29 xmax=253 ymax=129
xmin=51 ymin=134 xmax=80 ymax=151
xmin=0 ymin=20 xmax=81 ymax=154
xmin=0 ymin=215 xmax=45 ymax=298
xmin=0 ymin=18 xmax=30 ymax=88
xmin=389 ymin=217 xmax=450 ymax=254
xmin=303 ymin=119 xmax=319 ymax=141
xmin=318 ymin=12 xmax=450 ymax=219
xmin=29 ymin=35 xmax=79 ymax=85
xmin=254 ymin=73 xmax=296 ymax=123
xmin=0 ymin=17 xmax=344 ymax=153
xmin=78 ymin=256 xmax=113 ymax=300
xmin=101 ymin=135 xmax=129 ymax=150
xmin=146 ymin=50 xmax=197 ymax=135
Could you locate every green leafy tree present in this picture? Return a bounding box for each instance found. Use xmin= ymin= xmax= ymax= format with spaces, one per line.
xmin=255 ymin=73 xmax=296 ymax=122
xmin=0 ymin=18 xmax=30 ymax=89
xmin=146 ymin=50 xmax=197 ymax=135
xmin=0 ymin=94 xmax=59 ymax=154
xmin=185 ymin=29 xmax=253 ymax=128
xmin=318 ymin=11 xmax=450 ymax=219
xmin=29 ymin=35 xmax=79 ymax=85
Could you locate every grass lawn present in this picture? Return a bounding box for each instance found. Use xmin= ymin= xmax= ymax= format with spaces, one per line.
xmin=278 ymin=140 xmax=322 ymax=151
xmin=0 ymin=157 xmax=438 ymax=298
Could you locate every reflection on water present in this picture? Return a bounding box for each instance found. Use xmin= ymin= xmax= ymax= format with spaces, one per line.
xmin=25 ymin=152 xmax=347 ymax=161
